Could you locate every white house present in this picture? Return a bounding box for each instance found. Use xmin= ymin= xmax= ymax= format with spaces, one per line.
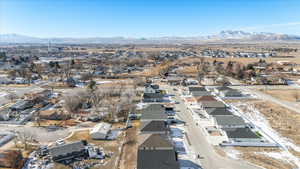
xmin=90 ymin=122 xmax=112 ymax=140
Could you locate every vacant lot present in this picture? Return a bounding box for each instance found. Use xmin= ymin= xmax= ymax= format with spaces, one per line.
xmin=238 ymin=147 xmax=296 ymax=169
xmin=215 ymin=146 xmax=295 ymax=169
xmin=260 ymin=89 xmax=300 ymax=102
xmin=253 ymin=101 xmax=300 ymax=146
xmin=119 ymin=120 xmax=139 ymax=169
xmin=239 ymin=147 xmax=296 ymax=169
xmin=230 ymin=100 xmax=300 ymax=168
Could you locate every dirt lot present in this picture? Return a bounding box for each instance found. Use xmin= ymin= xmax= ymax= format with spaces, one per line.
xmin=237 ymin=147 xmax=296 ymax=169
xmin=260 ymin=89 xmax=300 ymax=102
xmin=215 ymin=146 xmax=296 ymax=169
xmin=119 ymin=120 xmax=139 ymax=169
xmin=234 ymin=147 xmax=294 ymax=169
xmin=252 ymin=101 xmax=300 ymax=146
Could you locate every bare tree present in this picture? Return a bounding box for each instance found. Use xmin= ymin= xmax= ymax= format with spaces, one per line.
xmin=14 ymin=129 xmax=37 ymax=150
xmin=90 ymin=89 xmax=105 ymax=114
xmin=5 ymin=93 xmax=18 ymax=102
xmin=197 ymin=57 xmax=209 ymax=83
xmin=64 ymin=94 xmax=83 ymax=114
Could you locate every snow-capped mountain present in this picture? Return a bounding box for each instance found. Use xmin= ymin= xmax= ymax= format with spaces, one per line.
xmin=1 ymin=31 xmax=300 ymax=44
xmin=208 ymin=30 xmax=300 ymax=41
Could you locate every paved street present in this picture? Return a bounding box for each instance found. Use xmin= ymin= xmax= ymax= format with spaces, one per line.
xmin=163 ymin=85 xmax=261 ymax=169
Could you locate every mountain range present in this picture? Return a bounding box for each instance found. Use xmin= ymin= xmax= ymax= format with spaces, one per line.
xmin=1 ymin=30 xmax=300 ymax=44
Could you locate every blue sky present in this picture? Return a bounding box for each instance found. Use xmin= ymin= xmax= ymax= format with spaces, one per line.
xmin=1 ymin=0 xmax=300 ymax=37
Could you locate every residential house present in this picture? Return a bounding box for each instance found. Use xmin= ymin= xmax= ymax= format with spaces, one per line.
xmin=90 ymin=122 xmax=112 ymax=140
xmin=206 ymin=108 xmax=233 ymax=116
xmin=143 ymin=93 xmax=165 ymax=103
xmin=189 ymin=86 xmax=212 ymax=97
xmin=192 ymin=91 xmax=212 ymax=97
xmin=214 ymin=86 xmax=232 ymax=94
xmin=141 ymin=104 xmax=165 ymax=114
xmin=225 ymin=128 xmax=261 ymax=142
xmin=196 ymin=96 xmax=217 ymax=103
xmin=140 ymin=121 xmax=169 ymax=135
xmin=49 ymin=140 xmax=88 ymax=163
xmin=183 ymin=79 xmax=199 ymax=86
xmin=188 ymin=87 xmax=207 ymax=94
xmin=10 ymin=100 xmax=33 ymax=112
xmin=219 ymin=89 xmax=243 ymax=98
xmin=137 ymin=134 xmax=179 ymax=169
xmin=140 ymin=104 xmax=168 ymax=122
xmin=214 ymin=115 xmax=247 ymax=128
xmin=144 ymin=86 xmax=156 ymax=94
xmin=167 ymin=77 xmax=182 ymax=86
xmin=199 ymin=101 xmax=226 ymax=110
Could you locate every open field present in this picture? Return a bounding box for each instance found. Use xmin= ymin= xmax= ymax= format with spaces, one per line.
xmin=230 ymin=99 xmax=300 ymax=168
xmin=252 ymin=101 xmax=300 ymax=146
xmin=238 ymin=148 xmax=296 ymax=169
xmin=215 ymin=146 xmax=295 ymax=169
xmin=259 ymin=89 xmax=300 ymax=102
xmin=236 ymin=147 xmax=296 ymax=169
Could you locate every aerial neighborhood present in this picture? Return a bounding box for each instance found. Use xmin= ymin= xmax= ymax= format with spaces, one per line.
xmin=1 ymin=41 xmax=300 ymax=169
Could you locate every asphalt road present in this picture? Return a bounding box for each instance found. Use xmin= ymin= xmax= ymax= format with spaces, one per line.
xmin=163 ymin=85 xmax=261 ymax=169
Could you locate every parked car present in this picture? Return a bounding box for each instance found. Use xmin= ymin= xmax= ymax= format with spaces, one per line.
xmin=56 ymin=139 xmax=65 ymax=145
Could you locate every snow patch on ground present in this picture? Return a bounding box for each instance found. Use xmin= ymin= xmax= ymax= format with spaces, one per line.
xmin=231 ymin=102 xmax=300 ymax=168
xmin=257 ymin=151 xmax=299 ymax=167
xmin=223 ymin=147 xmax=241 ymax=160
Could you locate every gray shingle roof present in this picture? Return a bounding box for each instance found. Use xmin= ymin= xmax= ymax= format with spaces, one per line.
xmin=137 ymin=149 xmax=179 ymax=169
xmin=140 ymin=121 xmax=168 ymax=133
xmin=141 ymin=112 xmax=168 ymax=121
xmin=143 ymin=93 xmax=164 ymax=99
xmin=142 ymin=104 xmax=165 ymax=114
xmin=139 ymin=134 xmax=173 ymax=149
xmin=200 ymin=101 xmax=226 ymax=108
xmin=206 ymin=108 xmax=233 ymax=116
xmin=215 ymin=115 xmax=246 ymax=126
xmin=141 ymin=104 xmax=167 ymax=121
xmin=49 ymin=140 xmax=86 ymax=158
xmin=191 ymin=91 xmax=212 ymax=97
xmin=221 ymin=89 xmax=242 ymax=96
xmin=189 ymin=87 xmax=207 ymax=92
xmin=225 ymin=128 xmax=259 ymax=139
xmin=216 ymin=86 xmax=232 ymax=91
